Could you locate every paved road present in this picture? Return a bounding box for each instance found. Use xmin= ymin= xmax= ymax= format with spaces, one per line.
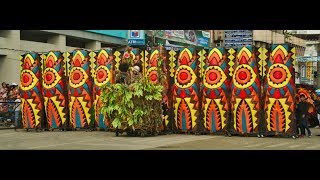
xmin=0 ymin=128 xmax=319 ymax=150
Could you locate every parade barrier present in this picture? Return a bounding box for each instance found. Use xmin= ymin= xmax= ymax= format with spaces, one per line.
xmin=19 ymin=44 xmax=297 ymax=137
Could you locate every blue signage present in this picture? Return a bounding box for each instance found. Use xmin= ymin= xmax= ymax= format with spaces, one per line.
xmin=128 ymin=39 xmax=145 ymax=45
xmin=197 ymin=37 xmax=209 ymax=47
xmin=128 ymin=30 xmax=145 ymax=46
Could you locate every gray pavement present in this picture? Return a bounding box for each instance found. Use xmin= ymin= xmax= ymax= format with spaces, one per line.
xmin=0 ymin=128 xmax=319 ymax=150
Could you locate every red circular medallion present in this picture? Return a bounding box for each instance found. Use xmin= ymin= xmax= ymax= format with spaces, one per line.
xmin=23 ymin=75 xmax=29 ymax=83
xmin=209 ymin=72 xmax=217 ymax=81
xmin=73 ymin=73 xmax=80 ymax=80
xmin=46 ymin=74 xmax=52 ymax=82
xmin=151 ymin=74 xmax=157 ymax=81
xmin=273 ymin=71 xmax=282 ymax=79
xmin=238 ymin=71 xmax=247 ymax=80
xmin=180 ymin=72 xmax=188 ymax=81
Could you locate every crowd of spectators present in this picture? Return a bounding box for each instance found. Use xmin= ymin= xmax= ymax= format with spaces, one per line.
xmin=0 ymin=82 xmax=21 ymax=127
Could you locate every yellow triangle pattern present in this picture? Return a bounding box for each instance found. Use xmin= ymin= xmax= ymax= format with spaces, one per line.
xmin=93 ymin=94 xmax=100 ymax=121
xmin=208 ymin=48 xmax=222 ymax=60
xmin=174 ymin=98 xmax=182 ymax=129
xmin=237 ymin=47 xmax=252 ymax=59
xmin=258 ymin=47 xmax=268 ymax=78
xmin=233 ymin=98 xmax=242 ymax=130
xmin=228 ymin=48 xmax=235 ymax=76
xmin=63 ymin=52 xmax=70 ymax=77
xmin=203 ymin=98 xmax=211 ymax=128
xmin=143 ymin=50 xmax=149 ymax=77
xmin=70 ymin=96 xmax=92 ymax=125
xmin=184 ymin=97 xmax=197 ymax=128
xmin=279 ymin=98 xmax=291 ymax=132
xmin=266 ymin=98 xmax=276 ymax=131
xmin=20 ymin=55 xmax=23 ymax=71
xmin=178 ymin=48 xmax=192 ymax=60
xmin=24 ymin=53 xmax=35 ymax=65
xmin=140 ymin=51 xmax=145 ymax=77
xmin=245 ymin=98 xmax=258 ymax=129
xmin=214 ymin=99 xmax=226 ymax=129
xmin=169 ymin=50 xmax=176 ymax=77
xmin=26 ymin=99 xmax=41 ymax=127
xmin=198 ymin=49 xmax=206 ymax=78
xmin=113 ymin=51 xmax=121 ymax=71
xmin=165 ymin=115 xmax=169 ymax=126
xmin=266 ymin=98 xmax=291 ymax=132
xmin=44 ymin=96 xmax=67 ymax=125
xmin=291 ymin=47 xmax=296 ymax=68
xmin=40 ymin=54 xmax=47 ymax=74
xmin=271 ymin=45 xmax=288 ymax=57
xmin=89 ymin=51 xmax=96 ymax=79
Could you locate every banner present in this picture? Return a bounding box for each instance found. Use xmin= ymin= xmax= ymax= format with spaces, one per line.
xmin=128 ymin=30 xmax=145 ymax=46
xmin=196 ymin=31 xmax=210 ymax=47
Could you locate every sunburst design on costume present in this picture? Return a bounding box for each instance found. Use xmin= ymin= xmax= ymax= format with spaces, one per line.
xmin=20 ymin=69 xmax=39 ymax=91
xmin=203 ymin=66 xmax=227 ymax=89
xmin=266 ymin=98 xmax=291 ymax=132
xmin=69 ymin=67 xmax=88 ymax=88
xmin=147 ymin=67 xmax=158 ymax=84
xmin=174 ymin=65 xmax=197 ymax=89
xmin=233 ymin=64 xmax=256 ymax=89
xmin=94 ymin=66 xmax=111 ymax=87
xmin=267 ymin=63 xmax=291 ymax=88
xmin=42 ymin=68 xmax=61 ymax=89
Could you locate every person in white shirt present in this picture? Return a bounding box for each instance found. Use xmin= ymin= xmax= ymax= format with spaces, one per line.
xmin=13 ymin=95 xmax=21 ymax=128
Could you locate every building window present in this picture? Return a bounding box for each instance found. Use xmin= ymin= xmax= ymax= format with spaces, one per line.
xmin=20 ymin=30 xmax=51 ymax=43
xmin=301 ymin=65 xmax=306 ymax=78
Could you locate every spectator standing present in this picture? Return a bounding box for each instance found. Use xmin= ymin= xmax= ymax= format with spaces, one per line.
xmin=296 ymin=95 xmax=312 ymax=138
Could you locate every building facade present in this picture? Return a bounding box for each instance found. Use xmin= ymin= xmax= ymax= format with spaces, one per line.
xmin=288 ymin=30 xmax=320 ymax=87
xmin=0 ymin=30 xmax=129 ymax=84
xmin=145 ymin=30 xmax=214 ymax=50
xmin=213 ymin=30 xmax=306 ymax=56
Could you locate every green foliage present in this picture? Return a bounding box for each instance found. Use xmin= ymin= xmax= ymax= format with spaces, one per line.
xmin=100 ymin=80 xmax=164 ymax=130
